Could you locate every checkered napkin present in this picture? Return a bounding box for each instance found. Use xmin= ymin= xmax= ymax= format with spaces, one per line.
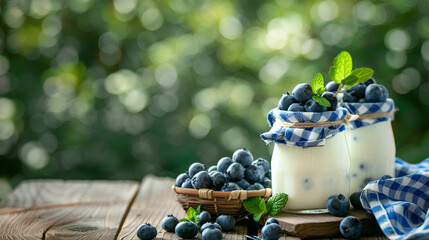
xmin=360 ymin=157 xmax=429 ymax=240
xmin=340 ymin=98 xmax=395 ymax=129
xmin=260 ymin=107 xmax=349 ymax=147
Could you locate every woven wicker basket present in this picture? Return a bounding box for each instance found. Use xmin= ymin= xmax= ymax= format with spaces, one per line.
xmin=173 ymin=186 xmax=272 ymax=220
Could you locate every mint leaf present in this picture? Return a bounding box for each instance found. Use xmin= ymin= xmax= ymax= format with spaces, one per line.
xmin=350 ymin=68 xmax=374 ymax=83
xmin=259 ymin=198 xmax=267 ymax=211
xmin=253 ymin=210 xmax=267 ymax=222
xmin=267 ymin=193 xmax=288 ymax=216
xmin=196 ymin=205 xmax=201 ymax=215
xmin=179 ymin=218 xmax=188 ymax=222
xmin=243 ymin=197 xmax=264 ymax=215
xmin=341 ymin=74 xmax=359 ymax=86
xmin=311 ymin=73 xmax=325 ymax=95
xmin=329 ymin=51 xmax=352 ymax=83
xmin=312 ymin=95 xmax=331 ymax=107
xmin=187 ymin=207 xmax=196 ymax=221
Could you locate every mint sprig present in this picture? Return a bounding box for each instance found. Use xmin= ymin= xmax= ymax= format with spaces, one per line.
xmin=311 ymin=73 xmax=331 ymax=107
xmin=243 ymin=193 xmax=288 ymax=222
xmin=328 ymin=51 xmax=374 ymax=97
xmin=180 ymin=205 xmax=202 ymax=226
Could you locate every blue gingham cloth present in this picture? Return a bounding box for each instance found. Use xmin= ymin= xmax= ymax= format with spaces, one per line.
xmin=260 ymin=107 xmax=349 ymax=147
xmin=361 ymin=157 xmax=429 ymax=239
xmin=340 ymin=98 xmax=395 ymax=129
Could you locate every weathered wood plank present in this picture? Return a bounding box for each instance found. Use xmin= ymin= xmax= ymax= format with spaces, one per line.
xmin=0 ymin=180 xmax=139 ymax=240
xmin=269 ymin=210 xmax=385 ymax=239
xmin=116 ymin=175 xmax=299 ymax=240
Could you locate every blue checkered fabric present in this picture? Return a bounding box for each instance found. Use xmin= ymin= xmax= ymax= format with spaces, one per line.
xmin=260 ymin=107 xmax=349 ymax=147
xmin=340 ymin=98 xmax=395 ymax=129
xmin=361 ymin=157 xmax=429 ymax=240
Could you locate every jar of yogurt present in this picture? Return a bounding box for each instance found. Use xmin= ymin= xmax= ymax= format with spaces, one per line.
xmin=261 ymin=108 xmax=351 ymax=212
xmin=341 ymin=98 xmax=396 ymax=193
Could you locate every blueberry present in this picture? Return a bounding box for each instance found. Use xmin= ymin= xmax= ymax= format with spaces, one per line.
xmin=210 ymin=171 xmax=226 ymax=189
xmin=208 ymin=166 xmax=217 ymax=173
xmin=191 ymin=171 xmax=212 ymax=189
xmin=176 ymin=173 xmax=190 ymax=187
xmin=236 ymin=179 xmax=251 ymax=190
xmin=278 ymin=93 xmax=297 ymax=110
xmin=379 ymin=175 xmax=392 ymax=181
xmin=252 ymin=158 xmax=270 ymax=174
xmin=326 ymin=194 xmax=350 ymax=217
xmin=292 ymin=83 xmax=313 ymax=103
xmin=181 ymin=178 xmax=194 ymax=189
xmin=232 ymin=148 xmax=253 ymax=168
xmin=261 ymin=222 xmax=282 ymax=240
xmin=136 ymin=223 xmax=157 ymax=240
xmin=209 ymin=170 xmax=221 ymax=176
xmin=265 ymin=170 xmax=271 ymax=179
xmin=201 ymin=222 xmax=222 ymax=232
xmin=225 ymin=163 xmax=245 ymax=182
xmin=302 ymin=177 xmax=313 ymax=191
xmin=321 ymin=91 xmax=338 ymax=111
xmin=247 ymin=183 xmax=264 ymax=191
xmin=358 ymin=98 xmax=366 ymax=103
xmin=245 ymin=165 xmax=265 ymax=184
xmin=189 ymin=162 xmax=206 ymax=177
xmin=287 ymin=103 xmax=305 ymax=112
xmin=360 ymin=177 xmax=372 ymax=189
xmin=265 ymin=218 xmax=279 ymax=225
xmin=340 ymin=216 xmax=362 ymax=239
xmin=217 ymin=157 xmax=232 ymax=173
xmin=197 ymin=211 xmax=212 ymax=226
xmin=260 ymin=177 xmax=272 ymax=188
xmin=365 ymin=84 xmax=388 ymax=102
xmin=325 ymin=81 xmax=340 ymax=92
xmin=202 ymin=225 xmax=222 ymax=240
xmin=349 ymin=191 xmax=364 ymax=210
xmin=363 ymin=77 xmax=376 ymax=86
xmin=304 ymin=99 xmax=327 ymax=112
xmin=221 ymin=182 xmax=241 ymax=191
xmin=161 ymin=215 xmax=179 ymax=232
xmin=215 ymin=215 xmax=235 ymax=231
xmin=175 ymin=221 xmax=199 ymax=239
xmin=346 ymin=83 xmax=366 ymax=99
xmin=342 ymin=91 xmax=358 ymax=102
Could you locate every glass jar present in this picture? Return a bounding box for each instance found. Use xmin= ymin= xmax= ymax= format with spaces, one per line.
xmin=261 ymin=108 xmax=351 ymax=212
xmin=271 ymin=131 xmax=350 ymax=211
xmin=342 ymin=99 xmax=396 ymax=193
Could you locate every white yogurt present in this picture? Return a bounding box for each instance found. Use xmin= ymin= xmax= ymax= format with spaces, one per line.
xmin=271 ymin=132 xmax=350 ymax=211
xmin=346 ymin=121 xmax=395 ymax=193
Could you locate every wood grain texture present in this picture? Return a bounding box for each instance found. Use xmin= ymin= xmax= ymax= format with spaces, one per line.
xmin=0 ymin=180 xmax=139 ymax=240
xmin=116 ymin=176 xmax=297 ymax=240
xmin=268 ymin=210 xmax=386 ymax=239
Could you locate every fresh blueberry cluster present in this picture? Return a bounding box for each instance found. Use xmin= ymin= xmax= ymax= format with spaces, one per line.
xmin=175 ymin=149 xmax=272 ymax=191
xmin=261 ymin=218 xmax=282 ymax=240
xmin=278 ymin=83 xmax=337 ymax=112
xmin=136 ymin=212 xmax=236 ymax=240
xmin=278 ymin=77 xmax=389 ymax=113
xmin=328 ymin=77 xmax=389 ymax=103
xmin=325 ymin=192 xmax=366 ymax=239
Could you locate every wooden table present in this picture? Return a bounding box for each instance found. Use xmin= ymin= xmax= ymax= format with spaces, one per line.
xmin=0 ymin=176 xmax=387 ymax=240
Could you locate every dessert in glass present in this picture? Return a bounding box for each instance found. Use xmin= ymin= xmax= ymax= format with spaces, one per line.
xmin=261 ymin=105 xmax=351 ymax=213
xmin=341 ymin=97 xmax=395 ymax=193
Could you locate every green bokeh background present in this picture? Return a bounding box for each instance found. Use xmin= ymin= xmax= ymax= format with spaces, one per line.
xmin=0 ymin=0 xmax=428 ymax=197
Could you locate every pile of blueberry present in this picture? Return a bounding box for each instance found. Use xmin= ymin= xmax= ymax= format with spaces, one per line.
xmin=136 ymin=212 xmax=236 ymax=240
xmin=278 ymin=77 xmax=389 ymax=113
xmin=326 ymin=174 xmax=392 ymax=239
xmin=329 ymin=77 xmax=389 ymax=103
xmin=176 ymin=149 xmax=272 ymax=191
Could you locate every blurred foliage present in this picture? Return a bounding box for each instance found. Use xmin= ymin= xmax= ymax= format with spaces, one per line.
xmin=0 ymin=0 xmax=428 ymax=197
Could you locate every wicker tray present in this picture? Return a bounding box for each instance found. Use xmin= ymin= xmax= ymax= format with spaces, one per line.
xmin=173 ymin=186 xmax=272 ymax=221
